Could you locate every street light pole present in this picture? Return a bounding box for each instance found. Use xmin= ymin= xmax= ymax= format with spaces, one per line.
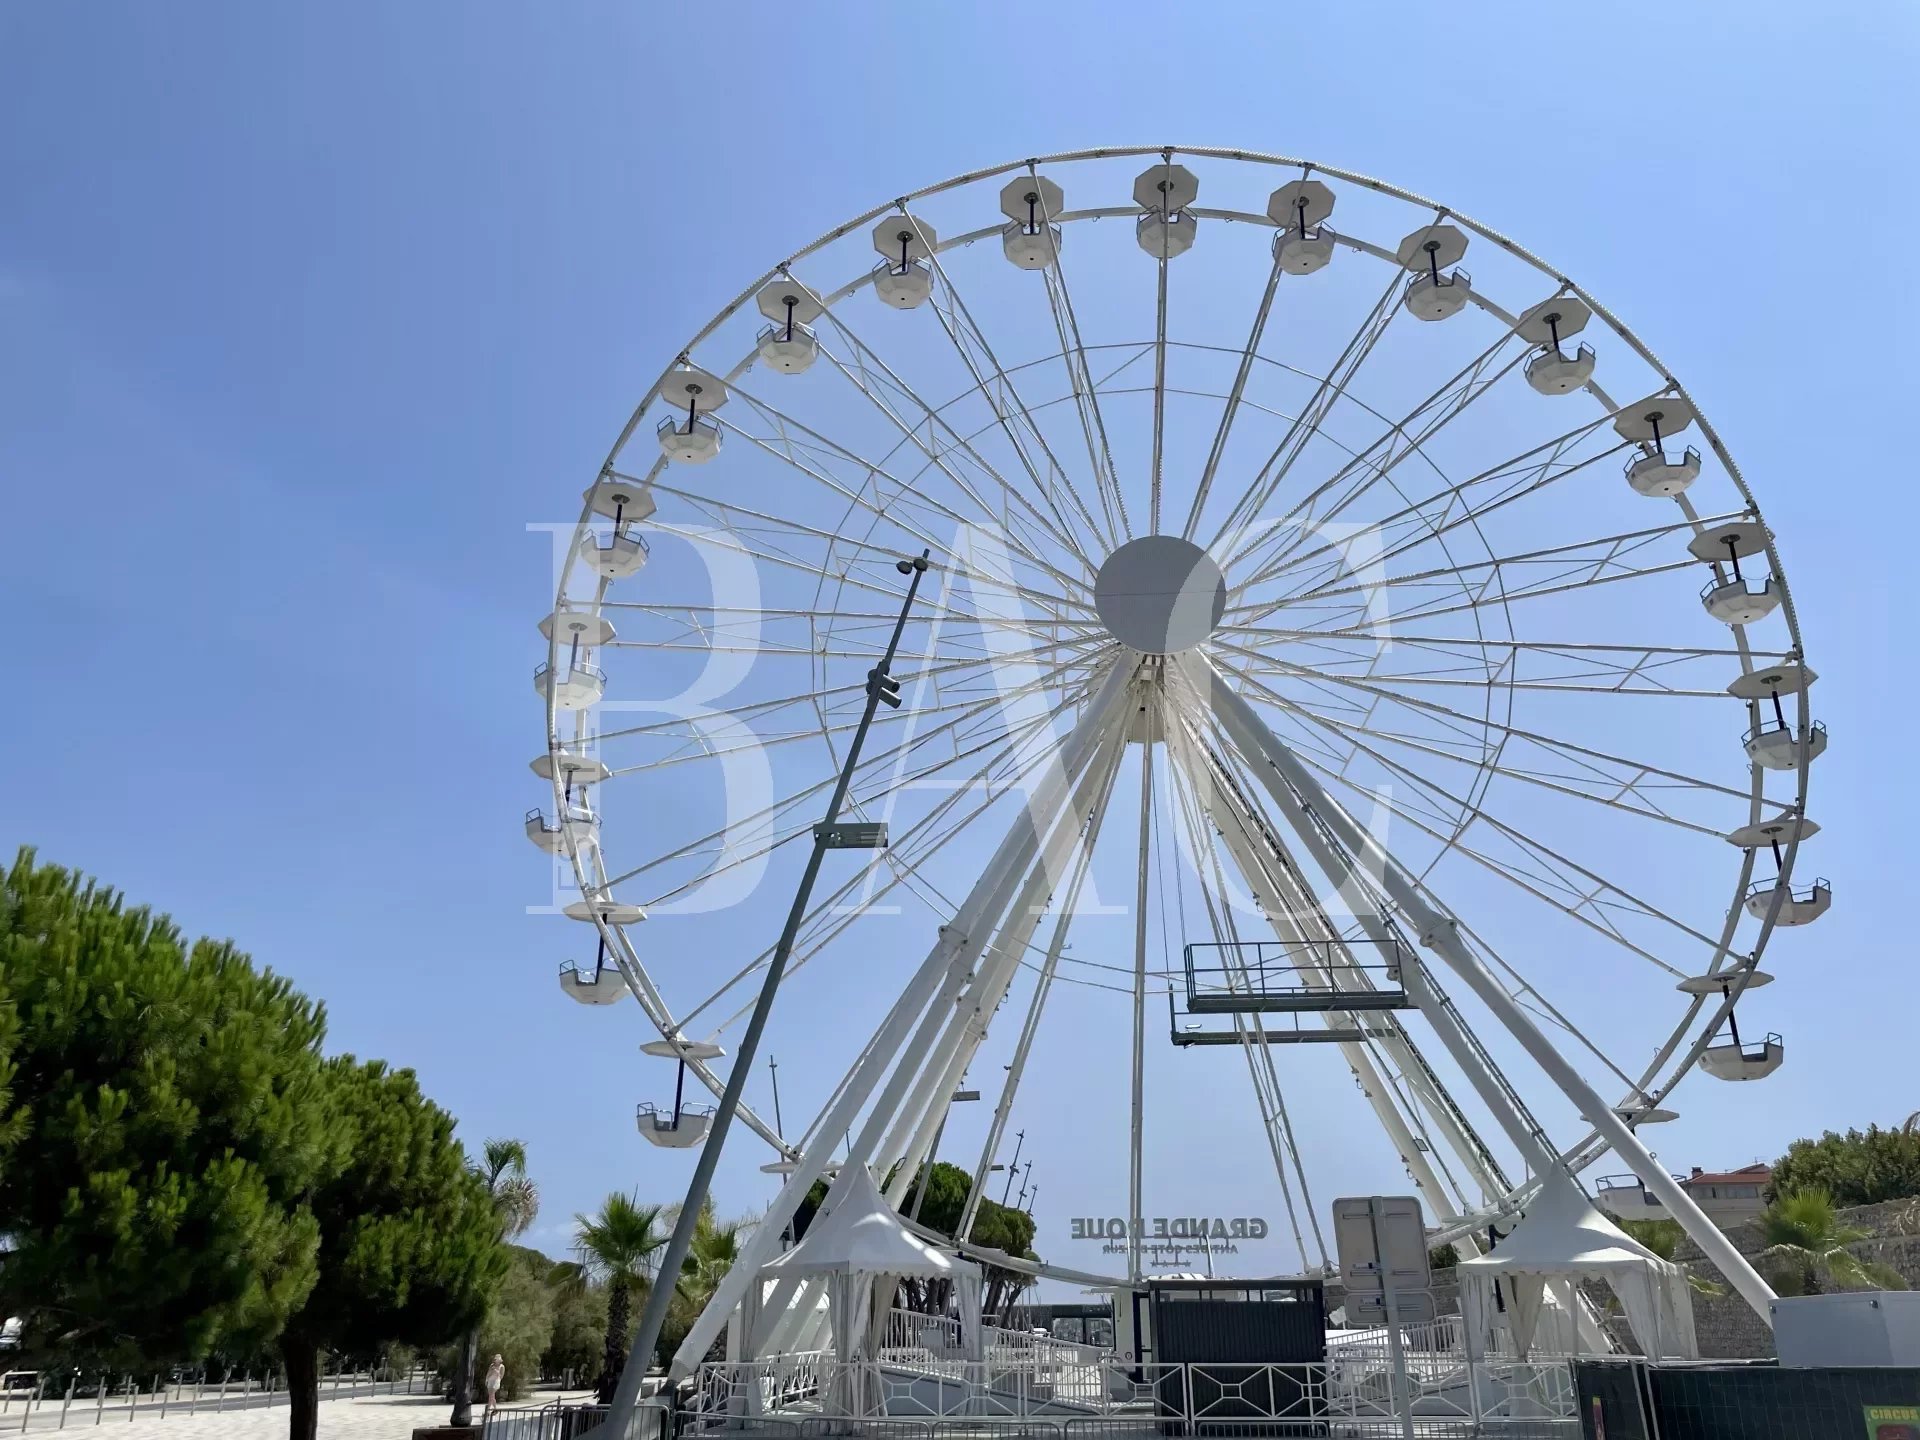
xmin=608 ymin=549 xmax=932 ymax=1430
xmin=1000 ymin=1130 xmax=1026 ymax=1205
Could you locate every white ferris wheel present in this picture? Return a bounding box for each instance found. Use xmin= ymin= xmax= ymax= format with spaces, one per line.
xmin=530 ymin=146 xmax=1823 ymax=1356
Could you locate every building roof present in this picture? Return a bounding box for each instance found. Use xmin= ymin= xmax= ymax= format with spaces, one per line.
xmin=1681 ymin=1163 xmax=1771 ymax=1187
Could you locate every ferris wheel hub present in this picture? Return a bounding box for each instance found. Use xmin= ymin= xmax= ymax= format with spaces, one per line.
xmin=1092 ymin=535 xmax=1227 ymax=654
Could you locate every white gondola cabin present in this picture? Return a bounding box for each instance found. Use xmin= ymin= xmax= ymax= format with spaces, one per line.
xmin=1744 ymin=876 xmax=1831 ymax=926
xmin=1701 ymin=1032 xmax=1784 ymax=1082
xmin=558 ymin=960 xmax=626 ymax=1006
xmin=525 ymin=803 xmax=598 ymax=854
xmin=534 ymin=661 xmax=604 ymax=710
xmin=1744 ymin=720 xmax=1827 ymax=771
xmin=638 ymin=1101 xmax=713 ymax=1148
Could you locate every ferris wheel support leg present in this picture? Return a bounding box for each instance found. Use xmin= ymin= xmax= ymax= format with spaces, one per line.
xmin=1127 ymin=737 xmax=1153 ymax=1286
xmin=1181 ymin=728 xmax=1464 ymax=1226
xmin=1159 ymin=683 xmax=1520 ymax=1221
xmin=879 ymin=714 xmax=1133 ymax=1204
xmin=1189 ymin=655 xmax=1779 ymax=1326
xmin=662 ymin=659 xmax=1133 ymax=1381
xmin=1166 ymin=692 xmax=1504 ymax=1221
xmin=955 ymin=741 xmax=1121 ymax=1239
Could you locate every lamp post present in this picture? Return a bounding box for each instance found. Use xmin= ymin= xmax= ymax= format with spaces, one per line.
xmin=1000 ymin=1131 xmax=1027 ymax=1205
xmin=608 ymin=549 xmax=932 ymax=1429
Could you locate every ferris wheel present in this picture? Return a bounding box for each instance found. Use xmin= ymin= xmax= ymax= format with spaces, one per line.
xmin=530 ymin=147 xmax=1823 ymax=1353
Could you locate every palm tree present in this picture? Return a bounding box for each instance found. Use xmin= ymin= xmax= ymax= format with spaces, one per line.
xmin=680 ymin=1202 xmax=749 ymax=1304
xmin=451 ymin=1139 xmax=540 ymax=1426
xmin=575 ymin=1193 xmax=669 ymax=1402
xmin=1617 ymin=1217 xmax=1725 ymax=1297
xmin=1757 ymin=1188 xmax=1907 ymax=1296
xmin=660 ymin=1204 xmax=755 ymax=1367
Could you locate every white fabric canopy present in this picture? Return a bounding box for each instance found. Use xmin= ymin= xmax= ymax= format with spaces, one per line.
xmin=764 ymin=1167 xmax=966 ymax=1279
xmin=758 ymin=1168 xmax=981 ymax=1416
xmin=1456 ymin=1171 xmax=1699 ymax=1361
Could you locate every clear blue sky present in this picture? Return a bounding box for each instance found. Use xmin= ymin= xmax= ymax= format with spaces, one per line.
xmin=1 ymin=4 xmax=1913 ymax=1279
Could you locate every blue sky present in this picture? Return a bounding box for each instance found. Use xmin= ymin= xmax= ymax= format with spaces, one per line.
xmin=1 ymin=3 xmax=1914 ymax=1285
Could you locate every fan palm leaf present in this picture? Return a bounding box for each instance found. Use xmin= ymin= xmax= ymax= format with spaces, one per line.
xmin=1758 ymin=1189 xmax=1907 ymax=1296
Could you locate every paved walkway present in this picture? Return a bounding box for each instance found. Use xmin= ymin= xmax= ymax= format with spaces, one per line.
xmin=3 ymin=1389 xmax=599 ymax=1439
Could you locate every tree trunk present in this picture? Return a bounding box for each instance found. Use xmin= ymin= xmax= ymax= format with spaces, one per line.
xmin=282 ymin=1343 xmax=320 ymax=1440
xmin=450 ymin=1327 xmax=480 ymax=1427
xmin=599 ymin=1277 xmax=631 ymax=1404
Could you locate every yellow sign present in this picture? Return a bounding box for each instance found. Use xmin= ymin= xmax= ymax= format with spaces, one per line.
xmin=1864 ymin=1403 xmax=1920 ymax=1439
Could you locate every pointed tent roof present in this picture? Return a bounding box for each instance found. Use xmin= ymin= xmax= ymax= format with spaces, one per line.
xmin=1456 ymin=1170 xmax=1664 ymax=1275
xmin=1455 ymin=1170 xmax=1698 ymax=1361
xmin=762 ymin=1167 xmax=973 ymax=1278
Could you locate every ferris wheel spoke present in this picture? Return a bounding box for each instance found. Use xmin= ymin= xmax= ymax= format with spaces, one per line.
xmin=1227 ymin=668 xmax=1732 ymax=967
xmin=1224 ymin=332 xmax=1531 ymax=584
xmin=1295 ymin=678 xmax=1748 ymax=815
xmin=916 ymin=235 xmax=1114 ymax=563
xmin=675 ymin=701 xmax=1083 ymax=1035
xmin=1226 ymin=630 xmax=1779 ymax=698
xmin=1236 ymin=411 xmax=1627 ymax=601
xmin=1149 ymin=228 xmax=1171 ymax=535
xmin=1205 ymin=267 xmax=1406 ymax=553
xmin=600 ymin=602 xmax=1100 ymax=659
xmin=1237 ymin=511 xmax=1746 ymax=631
xmin=627 ymin=698 xmax=1063 ymax=914
xmin=1020 ymin=168 xmax=1131 ymax=547
xmin=601 ymin=653 xmax=1101 ymax=898
xmin=1250 ymin=675 xmax=1737 ymax=837
xmin=636 ymin=505 xmax=985 ymax=624
xmin=602 ymin=659 xmax=1098 ymax=780
xmin=1214 ymin=631 xmax=1735 ymax=701
xmin=1038 ymin=262 xmax=1128 ymax=547
xmin=709 ymin=395 xmax=1086 ymax=598
xmin=641 ymin=503 xmax=1081 ymax=626
xmin=586 ymin=632 xmax=1099 ymax=750
xmin=675 ymin=750 xmax=1036 ymax=1063
xmin=810 ymin=314 xmax=1098 ymax=573
xmin=1223 ymin=651 xmax=1756 ymax=817
xmin=1287 ymin=735 xmax=1703 ymax=975
xmin=1181 ymin=255 xmax=1283 ymax=542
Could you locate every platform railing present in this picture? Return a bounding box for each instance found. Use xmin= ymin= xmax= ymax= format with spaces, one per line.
xmin=1182 ymin=937 xmax=1411 ymax=1011
xmin=690 ymin=1356 xmax=1578 ymax=1429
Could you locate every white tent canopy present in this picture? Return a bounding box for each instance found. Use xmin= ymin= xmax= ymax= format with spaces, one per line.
xmin=752 ymin=1168 xmax=982 ymax=1415
xmin=1457 ymin=1171 xmax=1699 ymax=1361
xmin=764 ymin=1166 xmax=968 ymax=1280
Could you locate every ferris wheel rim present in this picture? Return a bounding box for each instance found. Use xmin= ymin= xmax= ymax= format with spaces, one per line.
xmin=539 ymin=145 xmax=1816 ymax=1206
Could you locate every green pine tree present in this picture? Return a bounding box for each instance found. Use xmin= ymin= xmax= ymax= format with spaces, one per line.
xmin=0 ymin=847 xmax=334 ymax=1365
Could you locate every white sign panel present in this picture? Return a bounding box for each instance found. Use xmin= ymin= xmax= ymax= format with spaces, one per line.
xmin=1333 ymin=1195 xmax=1432 ymax=1322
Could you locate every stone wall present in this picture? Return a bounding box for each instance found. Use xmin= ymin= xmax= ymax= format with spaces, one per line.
xmin=1673 ymin=1198 xmax=1920 ymax=1358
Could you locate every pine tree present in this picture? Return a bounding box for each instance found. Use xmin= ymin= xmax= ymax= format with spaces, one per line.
xmin=0 ymin=848 xmax=333 ymax=1364
xmin=278 ymin=1059 xmax=508 ymax=1440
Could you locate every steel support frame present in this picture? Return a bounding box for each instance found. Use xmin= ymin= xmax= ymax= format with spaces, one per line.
xmin=1183 ymin=652 xmax=1778 ymax=1323
xmin=663 ymin=658 xmax=1133 ymax=1380
xmin=1161 ymin=707 xmax=1468 ymax=1225
xmin=1167 ymin=706 xmax=1510 ymax=1217
xmin=877 ymin=700 xmax=1138 ymax=1202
